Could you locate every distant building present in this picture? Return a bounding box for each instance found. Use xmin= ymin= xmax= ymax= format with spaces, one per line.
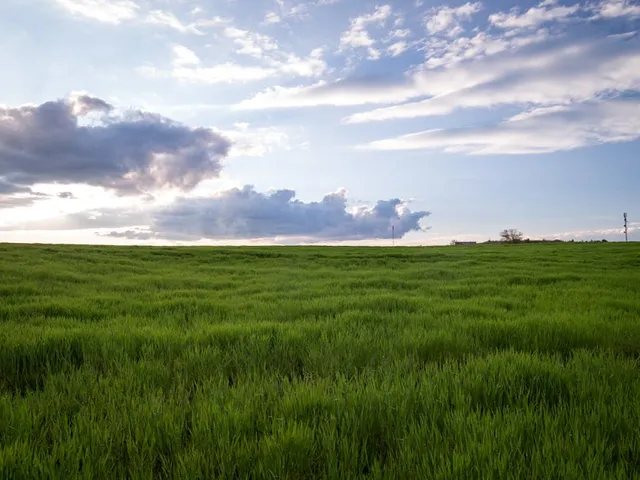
xmin=452 ymin=241 xmax=477 ymax=246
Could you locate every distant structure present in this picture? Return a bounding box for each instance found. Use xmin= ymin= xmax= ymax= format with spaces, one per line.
xmin=624 ymin=213 xmax=628 ymax=242
xmin=452 ymin=241 xmax=477 ymax=246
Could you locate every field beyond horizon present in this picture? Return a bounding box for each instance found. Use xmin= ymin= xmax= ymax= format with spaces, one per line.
xmin=1 ymin=243 xmax=640 ymax=479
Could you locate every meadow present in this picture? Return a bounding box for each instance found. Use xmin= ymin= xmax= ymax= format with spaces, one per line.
xmin=1 ymin=242 xmax=640 ymax=479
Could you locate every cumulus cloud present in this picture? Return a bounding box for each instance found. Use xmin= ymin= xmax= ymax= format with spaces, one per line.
xmin=360 ymin=98 xmax=640 ymax=154
xmin=424 ymin=2 xmax=482 ymax=37
xmin=106 ymin=185 xmax=429 ymax=241
xmin=0 ymin=95 xmax=230 ymax=195
xmin=344 ymin=30 xmax=640 ymax=123
xmin=340 ymin=5 xmax=393 ymax=59
xmin=55 ymin=0 xmax=139 ymax=24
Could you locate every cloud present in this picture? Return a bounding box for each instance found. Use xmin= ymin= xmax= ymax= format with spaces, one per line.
xmin=340 ymin=5 xmax=393 ymax=59
xmin=424 ymin=2 xmax=482 ymax=37
xmin=103 ymin=229 xmax=155 ymax=240
xmin=139 ymin=38 xmax=326 ymax=84
xmin=57 ymin=192 xmax=76 ymax=199
xmin=234 ymin=25 xmax=552 ymax=111
xmin=211 ymin=122 xmax=293 ymax=157
xmin=488 ymin=0 xmax=580 ymax=29
xmin=106 ymin=185 xmax=429 ymax=241
xmin=590 ymin=0 xmax=640 ymax=18
xmin=345 ymin=30 xmax=640 ymax=123
xmin=0 ymin=194 xmax=47 ymax=209
xmin=388 ymin=41 xmax=409 ymax=56
xmin=171 ymin=45 xmax=201 ymax=66
xmin=534 ymin=224 xmax=640 ymax=241
xmin=55 ymin=0 xmax=139 ymax=24
xmin=144 ymin=10 xmax=204 ymax=34
xmin=234 ymin=77 xmax=420 ymax=110
xmin=224 ymin=27 xmax=279 ymax=58
xmin=264 ymin=12 xmax=281 ymax=24
xmin=0 ymin=207 xmax=150 ymax=231
xmin=422 ymin=27 xmax=550 ymax=69
xmin=0 ymin=95 xmax=230 ymax=195
xmin=360 ymin=98 xmax=640 ymax=154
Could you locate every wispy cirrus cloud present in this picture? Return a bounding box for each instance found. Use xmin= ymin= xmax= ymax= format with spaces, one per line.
xmin=488 ymin=0 xmax=580 ymax=29
xmin=55 ymin=0 xmax=139 ymax=24
xmin=345 ymin=30 xmax=640 ymax=123
xmin=144 ymin=10 xmax=205 ymax=34
xmin=360 ymin=98 xmax=640 ymax=154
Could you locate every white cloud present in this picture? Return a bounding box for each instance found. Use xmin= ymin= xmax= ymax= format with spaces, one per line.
xmin=423 ymin=28 xmax=550 ymax=68
xmin=278 ymin=48 xmax=327 ymax=77
xmin=212 ymin=123 xmax=293 ymax=157
xmin=345 ymin=31 xmax=640 ymax=123
xmin=592 ymin=0 xmax=640 ymax=18
xmin=340 ymin=5 xmax=392 ymax=52
xmin=388 ymin=41 xmax=408 ymax=56
xmin=171 ymin=45 xmax=200 ymax=67
xmin=360 ymin=98 xmax=640 ymax=155
xmin=171 ymin=63 xmax=276 ymax=84
xmin=489 ymin=1 xmax=580 ymax=29
xmin=140 ymin=43 xmax=326 ymax=84
xmin=145 ymin=10 xmax=204 ymax=34
xmin=424 ymin=2 xmax=482 ymax=37
xmin=534 ymin=223 xmax=640 ymax=241
xmin=223 ymin=27 xmax=279 ymax=58
xmin=390 ymin=29 xmax=411 ymax=38
xmin=55 ymin=0 xmax=139 ymax=24
xmin=264 ymin=12 xmax=281 ymax=24
xmin=234 ymin=80 xmax=420 ymax=110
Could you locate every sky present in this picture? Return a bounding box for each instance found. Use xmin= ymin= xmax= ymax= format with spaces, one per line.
xmin=0 ymin=0 xmax=638 ymax=245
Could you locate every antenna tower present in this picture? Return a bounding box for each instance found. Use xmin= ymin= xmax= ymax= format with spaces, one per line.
xmin=624 ymin=213 xmax=628 ymax=242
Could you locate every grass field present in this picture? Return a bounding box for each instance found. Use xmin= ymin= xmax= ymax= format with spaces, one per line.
xmin=1 ymin=242 xmax=640 ymax=479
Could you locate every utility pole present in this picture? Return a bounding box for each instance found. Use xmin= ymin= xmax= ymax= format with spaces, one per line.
xmin=624 ymin=213 xmax=628 ymax=242
xmin=392 ymin=225 xmax=395 ymax=247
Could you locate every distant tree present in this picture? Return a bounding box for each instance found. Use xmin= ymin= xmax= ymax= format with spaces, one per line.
xmin=500 ymin=229 xmax=524 ymax=243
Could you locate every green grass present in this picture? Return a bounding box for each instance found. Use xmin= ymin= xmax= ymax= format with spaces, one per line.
xmin=1 ymin=242 xmax=640 ymax=479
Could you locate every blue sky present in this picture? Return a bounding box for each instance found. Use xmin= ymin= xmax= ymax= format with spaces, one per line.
xmin=0 ymin=0 xmax=638 ymax=244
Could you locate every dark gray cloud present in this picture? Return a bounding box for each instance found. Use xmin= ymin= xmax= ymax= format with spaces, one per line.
xmin=0 ymin=178 xmax=29 ymax=195
xmin=0 ymin=178 xmax=49 ymax=208
xmin=108 ymin=185 xmax=430 ymax=241
xmin=57 ymin=192 xmax=76 ymax=199
xmin=103 ymin=229 xmax=155 ymax=240
xmin=0 ymin=95 xmax=231 ymax=195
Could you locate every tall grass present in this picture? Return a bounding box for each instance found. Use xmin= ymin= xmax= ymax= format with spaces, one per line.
xmin=1 ymin=243 xmax=640 ymax=478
